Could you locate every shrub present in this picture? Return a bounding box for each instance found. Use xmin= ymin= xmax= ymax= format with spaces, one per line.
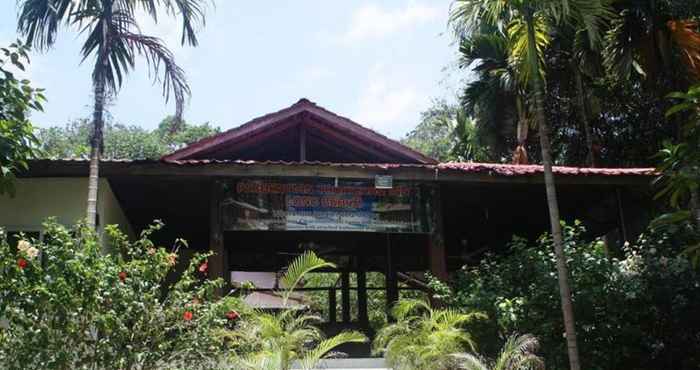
xmin=372 ymin=299 xmax=486 ymax=370
xmin=0 ymin=220 xmax=243 ymax=370
xmin=430 ymin=222 xmax=700 ymax=370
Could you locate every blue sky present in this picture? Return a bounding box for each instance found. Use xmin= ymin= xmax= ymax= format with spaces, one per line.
xmin=1 ymin=1 xmax=463 ymax=139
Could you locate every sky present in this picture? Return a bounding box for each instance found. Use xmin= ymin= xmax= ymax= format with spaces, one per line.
xmin=0 ymin=1 xmax=463 ymax=140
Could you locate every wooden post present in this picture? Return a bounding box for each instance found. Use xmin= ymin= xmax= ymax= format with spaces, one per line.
xmin=209 ymin=180 xmax=227 ymax=296
xmin=615 ymin=187 xmax=629 ymax=243
xmin=427 ymin=185 xmax=448 ymax=282
xmin=299 ymin=125 xmax=307 ymax=161
xmin=328 ymin=287 xmax=337 ymax=324
xmin=357 ymin=256 xmax=368 ymax=326
xmin=341 ymin=271 xmax=351 ymax=323
xmin=385 ymin=234 xmax=399 ymax=318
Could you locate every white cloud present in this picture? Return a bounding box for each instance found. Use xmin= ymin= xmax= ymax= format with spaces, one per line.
xmin=355 ymin=64 xmax=423 ymax=137
xmin=342 ymin=2 xmax=440 ymax=43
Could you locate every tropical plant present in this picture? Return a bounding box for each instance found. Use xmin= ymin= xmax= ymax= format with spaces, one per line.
xmin=372 ymin=298 xmax=486 ymax=370
xmin=0 ymin=219 xmax=241 ymax=370
xmin=454 ymin=334 xmax=544 ymax=370
xmin=224 ymin=251 xmax=367 ymax=370
xmin=458 ymin=30 xmax=526 ymax=163
xmin=430 ymin=222 xmax=700 ymax=370
xmin=17 ymin=0 xmax=207 ymax=228
xmin=654 ymin=84 xmax=700 ymax=264
xmin=403 ymin=100 xmax=491 ymax=162
xmin=0 ymin=41 xmax=44 ymax=196
xmin=604 ymin=0 xmax=700 ymax=88
xmin=451 ymin=2 xmax=612 ymax=369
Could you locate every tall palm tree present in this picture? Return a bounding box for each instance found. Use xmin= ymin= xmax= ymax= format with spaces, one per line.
xmin=373 ymin=299 xmax=486 ymax=370
xmin=17 ymin=0 xmax=205 ymax=228
xmin=451 ymin=1 xmax=612 ymax=369
xmin=225 ymin=251 xmax=367 ymax=370
xmin=459 ymin=32 xmax=527 ymax=163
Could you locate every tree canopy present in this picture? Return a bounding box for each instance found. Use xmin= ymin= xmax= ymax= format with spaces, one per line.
xmin=37 ymin=116 xmax=220 ymax=160
xmin=0 ymin=41 xmax=44 ymax=196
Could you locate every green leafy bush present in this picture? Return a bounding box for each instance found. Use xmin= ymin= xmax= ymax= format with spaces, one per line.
xmin=0 ymin=220 xmax=243 ymax=370
xmin=373 ymin=299 xmax=486 ymax=370
xmin=430 ymin=223 xmax=700 ymax=370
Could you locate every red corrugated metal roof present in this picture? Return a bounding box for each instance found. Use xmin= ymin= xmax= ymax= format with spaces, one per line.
xmin=28 ymin=158 xmax=656 ymax=177
xmin=437 ymin=162 xmax=657 ymax=176
xmin=162 ymin=159 xmax=656 ymax=177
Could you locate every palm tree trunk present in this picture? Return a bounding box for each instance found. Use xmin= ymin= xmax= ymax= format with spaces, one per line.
xmin=573 ymin=67 xmax=596 ymax=167
xmin=86 ymin=73 xmax=106 ymax=229
xmin=513 ymin=95 xmax=529 ymax=165
xmin=525 ymin=12 xmax=581 ymax=370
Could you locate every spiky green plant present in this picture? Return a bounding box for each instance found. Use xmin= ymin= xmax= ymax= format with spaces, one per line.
xmin=454 ymin=334 xmax=544 ymax=370
xmin=225 ymin=251 xmax=367 ymax=370
xmin=373 ymin=299 xmax=486 ymax=370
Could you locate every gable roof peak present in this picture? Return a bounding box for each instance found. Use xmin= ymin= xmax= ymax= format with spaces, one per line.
xmin=294 ymin=98 xmax=315 ymax=107
xmin=162 ymin=98 xmax=437 ymax=164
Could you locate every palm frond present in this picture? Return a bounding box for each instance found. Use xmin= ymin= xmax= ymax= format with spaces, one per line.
xmin=17 ymin=0 xmax=77 ymax=50
xmin=279 ymin=251 xmax=335 ymax=305
xmin=299 ymin=331 xmax=367 ymax=370
xmin=507 ymin=14 xmax=551 ymax=85
xmin=453 ymin=353 xmax=490 ymax=370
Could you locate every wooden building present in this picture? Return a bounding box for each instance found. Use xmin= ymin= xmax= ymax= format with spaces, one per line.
xmin=4 ymin=98 xmax=655 ymax=337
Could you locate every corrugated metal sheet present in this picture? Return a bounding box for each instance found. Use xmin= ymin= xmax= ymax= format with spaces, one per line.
xmin=163 ymin=159 xmax=656 ymax=177
xmin=29 ymin=158 xmax=657 ymax=177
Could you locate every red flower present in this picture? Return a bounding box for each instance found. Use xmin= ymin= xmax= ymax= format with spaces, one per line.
xmin=17 ymin=258 xmax=27 ymax=270
xmin=118 ymin=271 xmax=127 ymax=282
xmin=198 ymin=261 xmax=208 ymax=274
xmin=226 ymin=310 xmax=240 ymax=321
xmin=183 ymin=311 xmax=193 ymax=321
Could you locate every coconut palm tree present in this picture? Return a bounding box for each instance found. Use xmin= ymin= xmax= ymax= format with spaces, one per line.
xmin=454 ymin=334 xmax=544 ymax=370
xmin=372 ymin=299 xmax=486 ymax=370
xmin=451 ymin=1 xmax=612 ymax=369
xmin=225 ymin=251 xmax=367 ymax=370
xmin=17 ymin=0 xmax=205 ymax=228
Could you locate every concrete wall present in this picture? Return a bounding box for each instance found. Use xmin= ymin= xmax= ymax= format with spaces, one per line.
xmin=0 ymin=177 xmax=133 ymax=241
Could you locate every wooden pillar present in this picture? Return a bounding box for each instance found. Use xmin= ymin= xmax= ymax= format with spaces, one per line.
xmin=615 ymin=187 xmax=629 ymax=243
xmin=209 ymin=180 xmax=227 ymax=296
xmin=341 ymin=271 xmax=351 ymax=323
xmin=427 ymin=185 xmax=448 ymax=282
xmin=385 ymin=234 xmax=399 ymax=317
xmin=299 ymin=125 xmax=307 ymax=161
xmin=328 ymin=287 xmax=337 ymax=324
xmin=357 ymin=256 xmax=368 ymax=326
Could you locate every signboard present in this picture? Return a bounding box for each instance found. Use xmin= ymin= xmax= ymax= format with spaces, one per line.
xmin=222 ymin=179 xmax=426 ymax=233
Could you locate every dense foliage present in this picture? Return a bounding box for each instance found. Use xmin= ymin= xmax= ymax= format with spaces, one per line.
xmin=430 ymin=223 xmax=700 ymax=370
xmin=0 ymin=42 xmax=44 ymax=195
xmin=0 ymin=220 xmax=241 ymax=370
xmin=402 ymin=100 xmax=492 ymax=162
xmin=37 ymin=116 xmax=220 ymax=160
xmin=223 ymin=251 xmax=367 ymax=370
xmin=434 ymin=0 xmax=700 ymax=167
xmin=372 ymin=299 xmax=486 ymax=370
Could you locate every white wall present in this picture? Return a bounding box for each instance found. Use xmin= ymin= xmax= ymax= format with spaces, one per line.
xmin=0 ymin=177 xmax=134 ymax=241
